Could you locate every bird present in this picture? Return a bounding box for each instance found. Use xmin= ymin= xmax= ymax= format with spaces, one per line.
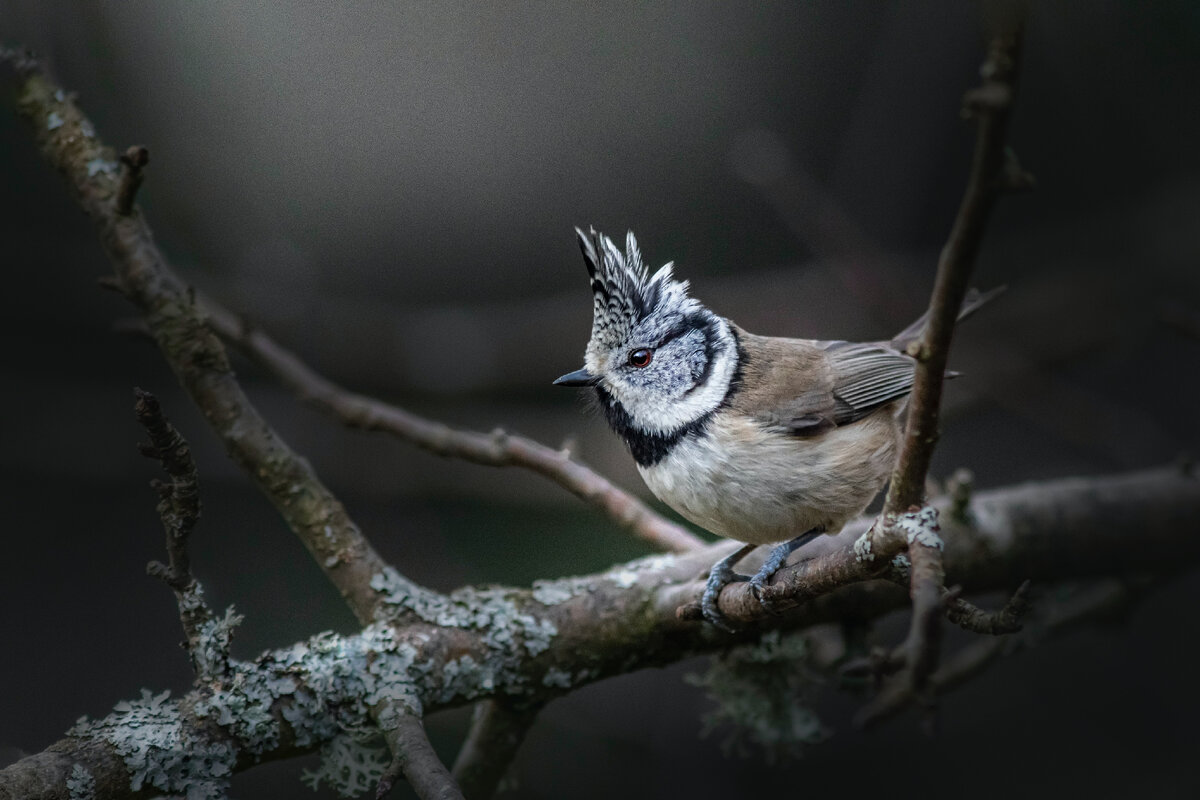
xmin=554 ymin=227 xmax=995 ymax=631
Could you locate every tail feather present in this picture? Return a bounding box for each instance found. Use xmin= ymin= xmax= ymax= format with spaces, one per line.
xmin=890 ymin=285 xmax=1006 ymax=352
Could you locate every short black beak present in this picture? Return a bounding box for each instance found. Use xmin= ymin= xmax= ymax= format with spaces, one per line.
xmin=553 ymin=367 xmax=597 ymax=387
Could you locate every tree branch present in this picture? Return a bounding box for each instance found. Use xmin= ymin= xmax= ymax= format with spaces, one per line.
xmin=451 ymin=700 xmax=541 ymax=799
xmin=5 ymin=51 xmax=401 ymax=626
xmin=374 ymin=706 xmax=464 ymax=800
xmin=855 ymin=578 xmax=1144 ymax=728
xmin=869 ymin=16 xmax=1027 ymax=704
xmin=944 ymin=580 xmax=1031 ymax=635
xmin=201 ymin=304 xmax=702 ymax=554
xmin=115 ymin=144 xmax=148 ymax=215
xmin=1 ymin=466 xmax=1195 ymax=799
xmin=883 ymin=17 xmax=1025 ymax=516
xmin=135 ymin=388 xmax=201 ymax=593
xmin=134 ymin=388 xmax=242 ymax=681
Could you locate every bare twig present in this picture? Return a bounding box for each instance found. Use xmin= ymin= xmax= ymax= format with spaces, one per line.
xmin=133 ymin=388 xmax=240 ymax=681
xmin=945 ymin=580 xmax=1031 ymax=635
xmin=375 ymin=710 xmax=464 ymax=800
xmin=883 ymin=20 xmax=1026 ymax=514
xmin=856 ymin=579 xmax=1140 ymax=728
xmin=904 ymin=539 xmax=946 ymax=712
xmin=864 ymin=17 xmax=1027 ymax=703
xmin=9 ymin=54 xmax=401 ymax=626
xmin=201 ymin=303 xmax=703 ymax=554
xmin=135 ymin=388 xmax=200 ymax=591
xmin=115 ymin=145 xmax=148 ymax=215
xmin=451 ymin=700 xmax=542 ymax=799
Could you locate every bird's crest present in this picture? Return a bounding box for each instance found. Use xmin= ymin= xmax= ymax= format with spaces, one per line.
xmin=575 ymin=227 xmax=698 ymax=356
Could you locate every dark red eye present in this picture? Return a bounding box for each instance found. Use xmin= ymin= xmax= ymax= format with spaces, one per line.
xmin=628 ymin=348 xmax=653 ymax=368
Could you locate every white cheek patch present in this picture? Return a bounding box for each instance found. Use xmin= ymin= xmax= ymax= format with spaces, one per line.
xmin=617 ymin=319 xmax=737 ymax=435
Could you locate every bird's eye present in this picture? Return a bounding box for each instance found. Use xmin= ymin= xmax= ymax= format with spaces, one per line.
xmin=628 ymin=348 xmax=653 ymax=368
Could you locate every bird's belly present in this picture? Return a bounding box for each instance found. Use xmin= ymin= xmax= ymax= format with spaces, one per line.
xmin=638 ymin=418 xmax=897 ymax=545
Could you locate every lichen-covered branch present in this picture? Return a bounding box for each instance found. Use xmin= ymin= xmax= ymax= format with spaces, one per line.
xmin=201 ymin=304 xmax=702 ymax=554
xmin=2 ymin=465 xmax=1193 ymax=799
xmin=4 ymin=51 xmax=399 ymax=626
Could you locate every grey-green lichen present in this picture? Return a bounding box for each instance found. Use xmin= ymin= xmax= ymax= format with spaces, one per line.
xmin=190 ymin=601 xmax=243 ymax=679
xmin=66 ymin=763 xmax=95 ymax=800
xmin=530 ymin=578 xmax=582 ymax=606
xmin=853 ymin=531 xmax=876 ymax=562
xmin=371 ymin=565 xmax=556 ymax=665
xmin=66 ymin=621 xmax=445 ymax=798
xmin=896 ymin=506 xmax=944 ymax=550
xmin=685 ymin=630 xmax=828 ymax=763
xmin=68 ymin=688 xmax=235 ymax=799
xmin=85 ymin=157 xmax=115 ymax=177
xmin=530 ymin=554 xmax=676 ymax=606
xmin=300 ymin=732 xmax=391 ymax=798
xmin=541 ymin=667 xmax=573 ymax=689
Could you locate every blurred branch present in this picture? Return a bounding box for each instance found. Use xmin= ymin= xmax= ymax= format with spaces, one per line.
xmin=5 ymin=50 xmax=398 ymax=626
xmin=115 ymin=144 xmax=148 ymax=215
xmin=201 ymin=302 xmax=703 ymax=554
xmin=855 ymin=578 xmax=1144 ymax=729
xmin=451 ymin=700 xmax=542 ymax=799
xmin=944 ymin=580 xmax=1031 ymax=635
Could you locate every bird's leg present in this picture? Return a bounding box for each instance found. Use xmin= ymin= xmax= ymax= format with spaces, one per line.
xmin=748 ymin=527 xmax=824 ymax=614
xmin=701 ymin=543 xmax=757 ymax=632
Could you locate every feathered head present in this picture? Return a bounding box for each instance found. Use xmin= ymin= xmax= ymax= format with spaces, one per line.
xmin=575 ymin=227 xmax=700 ymax=369
xmin=556 ymin=227 xmax=738 ymax=442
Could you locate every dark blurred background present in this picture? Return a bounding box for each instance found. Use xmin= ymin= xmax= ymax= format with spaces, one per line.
xmin=2 ymin=2 xmax=1199 ymax=798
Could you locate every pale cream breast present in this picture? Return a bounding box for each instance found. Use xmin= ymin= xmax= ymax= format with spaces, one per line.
xmin=639 ymin=406 xmax=901 ymax=545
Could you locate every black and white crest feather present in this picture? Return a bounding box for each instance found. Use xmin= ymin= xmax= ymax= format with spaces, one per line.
xmin=576 ymin=226 xmax=699 ymax=360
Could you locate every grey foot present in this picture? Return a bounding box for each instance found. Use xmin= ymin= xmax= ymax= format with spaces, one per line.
xmin=747 ymin=528 xmax=823 ymax=615
xmin=701 ymin=544 xmax=756 ymax=632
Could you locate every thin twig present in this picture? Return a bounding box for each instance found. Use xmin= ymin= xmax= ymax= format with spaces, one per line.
xmin=375 ymin=709 xmax=464 ymax=800
xmin=856 ymin=579 xmax=1140 ymax=728
xmin=134 ymin=388 xmax=238 ymax=681
xmin=201 ymin=302 xmax=703 ymax=554
xmin=135 ymin=388 xmax=200 ymax=591
xmin=451 ymin=700 xmax=542 ymax=799
xmin=872 ymin=17 xmax=1027 ymax=703
xmin=116 ymin=145 xmax=148 ymax=215
xmin=945 ymin=580 xmax=1031 ymax=634
xmin=10 ymin=54 xmax=399 ymax=626
xmin=883 ymin=21 xmax=1026 ymax=514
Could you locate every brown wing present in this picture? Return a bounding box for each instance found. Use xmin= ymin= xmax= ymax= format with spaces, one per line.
xmin=731 ymin=328 xmax=914 ymax=437
xmin=823 ymin=341 xmax=916 ymax=425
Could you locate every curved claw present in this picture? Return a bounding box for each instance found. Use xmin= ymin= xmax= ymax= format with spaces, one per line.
xmin=747 ymin=528 xmax=824 ymax=616
xmin=748 ymin=574 xmax=779 ymax=615
xmin=701 ymin=568 xmax=746 ymax=632
xmin=700 ymin=543 xmax=756 ymax=632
